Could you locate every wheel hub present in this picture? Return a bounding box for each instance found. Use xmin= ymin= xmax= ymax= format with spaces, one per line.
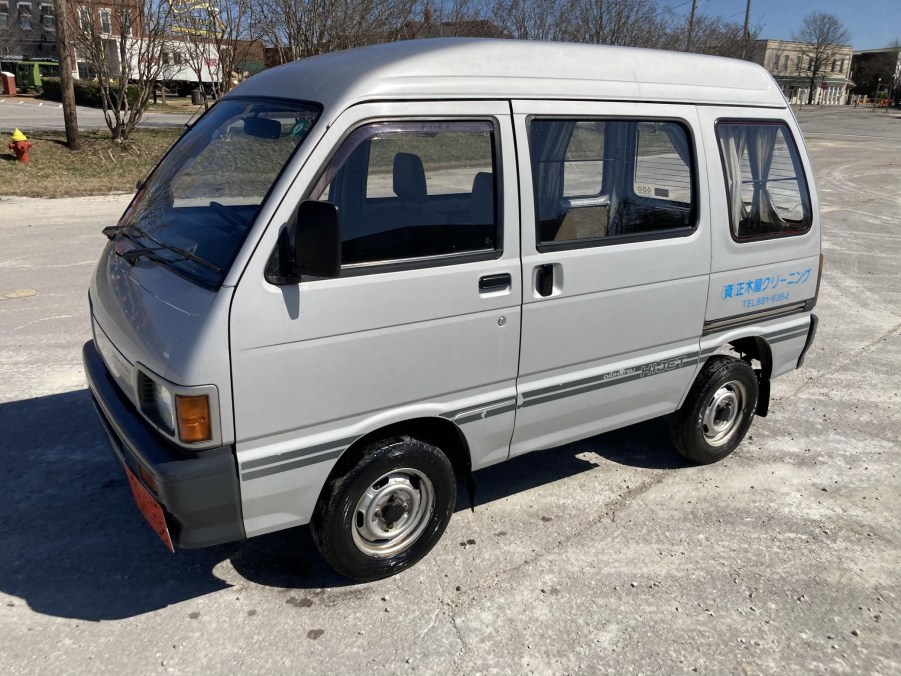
xmin=380 ymin=499 xmax=407 ymax=526
xmin=351 ymin=469 xmax=435 ymax=558
xmin=701 ymin=380 xmax=748 ymax=447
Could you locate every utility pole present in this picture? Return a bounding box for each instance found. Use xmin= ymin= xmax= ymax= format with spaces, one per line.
xmin=742 ymin=0 xmax=752 ymax=60
xmin=54 ymin=0 xmax=80 ymax=150
xmin=686 ymin=0 xmax=697 ymax=53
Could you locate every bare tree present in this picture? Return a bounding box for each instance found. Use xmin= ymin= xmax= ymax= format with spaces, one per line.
xmin=250 ymin=0 xmax=762 ymax=63
xmin=173 ymin=0 xmax=258 ymax=105
xmin=488 ymin=0 xmax=572 ymax=41
xmin=73 ymin=0 xmax=175 ymax=140
xmin=401 ymin=0 xmax=502 ymax=39
xmin=255 ymin=0 xmax=417 ymax=63
xmin=793 ymin=11 xmax=851 ymax=105
xmin=681 ymin=14 xmax=758 ymax=58
xmin=568 ymin=0 xmax=664 ymax=48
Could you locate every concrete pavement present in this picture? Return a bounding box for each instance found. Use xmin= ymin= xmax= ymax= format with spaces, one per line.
xmin=0 ymin=108 xmax=898 ymax=674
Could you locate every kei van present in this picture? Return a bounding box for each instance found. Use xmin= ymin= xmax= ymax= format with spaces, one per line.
xmin=84 ymin=38 xmax=821 ymax=581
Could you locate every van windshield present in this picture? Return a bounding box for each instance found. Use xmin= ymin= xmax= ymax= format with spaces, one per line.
xmin=116 ymin=98 xmax=320 ymax=288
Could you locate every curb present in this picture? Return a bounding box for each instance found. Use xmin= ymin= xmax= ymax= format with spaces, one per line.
xmin=0 ymin=98 xmax=63 ymax=108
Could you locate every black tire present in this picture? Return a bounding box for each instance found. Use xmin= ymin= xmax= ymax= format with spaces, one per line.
xmin=670 ymin=356 xmax=759 ymax=464
xmin=310 ymin=436 xmax=456 ymax=582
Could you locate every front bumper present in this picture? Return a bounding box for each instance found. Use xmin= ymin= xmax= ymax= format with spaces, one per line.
xmin=83 ymin=340 xmax=245 ymax=548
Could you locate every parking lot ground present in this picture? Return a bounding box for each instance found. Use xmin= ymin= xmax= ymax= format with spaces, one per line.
xmin=0 ymin=107 xmax=898 ymax=674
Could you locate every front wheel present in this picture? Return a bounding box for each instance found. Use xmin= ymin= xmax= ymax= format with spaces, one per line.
xmin=310 ymin=436 xmax=456 ymax=581
xmin=670 ymin=356 xmax=759 ymax=464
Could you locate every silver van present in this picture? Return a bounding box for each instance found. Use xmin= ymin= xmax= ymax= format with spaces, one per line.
xmin=84 ymin=38 xmax=821 ymax=581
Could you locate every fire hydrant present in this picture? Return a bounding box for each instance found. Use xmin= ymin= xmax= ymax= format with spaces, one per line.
xmin=8 ymin=128 xmax=32 ymax=165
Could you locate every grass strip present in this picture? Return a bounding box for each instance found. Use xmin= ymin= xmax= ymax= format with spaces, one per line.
xmin=1 ymin=128 xmax=182 ymax=198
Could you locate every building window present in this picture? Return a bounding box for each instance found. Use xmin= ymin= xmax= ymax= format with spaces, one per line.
xmin=795 ymin=55 xmax=801 ymax=72
xmin=79 ymin=7 xmax=91 ymax=32
xmin=17 ymin=2 xmax=31 ymax=30
xmin=0 ymin=2 xmax=9 ymax=28
xmin=783 ymin=55 xmax=788 ymax=70
xmin=839 ymin=59 xmax=845 ymax=73
xmin=530 ymin=119 xmax=696 ymax=248
xmin=831 ymin=58 xmax=836 ymax=72
xmin=100 ymin=8 xmax=111 ymax=35
xmin=807 ymin=58 xmax=812 ymax=72
xmin=772 ymin=54 xmax=779 ymax=71
xmin=717 ymin=121 xmax=812 ymax=240
xmin=40 ymin=4 xmax=54 ymax=30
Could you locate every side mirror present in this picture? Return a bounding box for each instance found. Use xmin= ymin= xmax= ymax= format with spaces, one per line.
xmin=294 ymin=200 xmax=341 ymax=279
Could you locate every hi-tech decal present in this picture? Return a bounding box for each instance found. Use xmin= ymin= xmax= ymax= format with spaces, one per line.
xmin=520 ymin=353 xmax=699 ymax=408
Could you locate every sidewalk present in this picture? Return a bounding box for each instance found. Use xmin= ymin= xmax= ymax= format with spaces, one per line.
xmin=0 ymin=95 xmax=62 ymax=107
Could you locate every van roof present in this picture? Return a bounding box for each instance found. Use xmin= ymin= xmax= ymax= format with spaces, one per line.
xmin=232 ymin=38 xmax=786 ymax=110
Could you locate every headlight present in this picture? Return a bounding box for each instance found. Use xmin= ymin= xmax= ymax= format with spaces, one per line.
xmin=152 ymin=379 xmax=176 ymax=433
xmin=138 ymin=371 xmax=175 ymax=435
xmin=137 ymin=370 xmax=215 ymax=444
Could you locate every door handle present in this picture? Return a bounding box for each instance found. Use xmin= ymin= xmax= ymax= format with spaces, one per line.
xmin=479 ymin=273 xmax=512 ymax=292
xmin=536 ymin=264 xmax=554 ymax=297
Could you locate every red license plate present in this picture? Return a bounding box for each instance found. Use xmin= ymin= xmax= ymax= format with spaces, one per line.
xmin=125 ymin=466 xmax=174 ymax=553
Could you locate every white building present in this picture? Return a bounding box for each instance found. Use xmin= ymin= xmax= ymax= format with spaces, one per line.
xmin=752 ymin=38 xmax=854 ymax=105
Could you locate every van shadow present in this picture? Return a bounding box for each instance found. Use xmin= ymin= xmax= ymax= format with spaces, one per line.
xmin=0 ymin=389 xmax=687 ymax=621
xmin=469 ymin=414 xmax=688 ymax=509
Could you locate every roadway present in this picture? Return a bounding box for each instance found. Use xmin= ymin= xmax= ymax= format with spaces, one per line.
xmin=0 ymin=97 xmax=194 ymax=131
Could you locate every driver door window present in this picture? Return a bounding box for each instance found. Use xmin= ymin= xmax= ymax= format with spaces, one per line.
xmin=308 ymin=121 xmax=499 ymax=267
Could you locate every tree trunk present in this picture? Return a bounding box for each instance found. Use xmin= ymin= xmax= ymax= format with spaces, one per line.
xmin=54 ymin=0 xmax=80 ymax=150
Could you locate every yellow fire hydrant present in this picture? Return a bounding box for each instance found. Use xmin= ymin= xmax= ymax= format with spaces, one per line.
xmin=8 ymin=128 xmax=32 ymax=165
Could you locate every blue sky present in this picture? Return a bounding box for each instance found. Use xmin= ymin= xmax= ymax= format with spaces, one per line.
xmin=669 ymin=0 xmax=899 ymax=50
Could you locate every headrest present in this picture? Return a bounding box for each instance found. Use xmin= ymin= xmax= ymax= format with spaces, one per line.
xmin=393 ymin=153 xmax=428 ymax=203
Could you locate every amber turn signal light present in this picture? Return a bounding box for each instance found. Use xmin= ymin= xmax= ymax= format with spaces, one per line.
xmin=175 ymin=394 xmax=212 ymax=443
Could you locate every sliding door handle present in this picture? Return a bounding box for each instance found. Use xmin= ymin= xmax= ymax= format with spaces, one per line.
xmin=536 ymin=264 xmax=554 ymax=297
xmin=479 ymin=273 xmax=512 ymax=292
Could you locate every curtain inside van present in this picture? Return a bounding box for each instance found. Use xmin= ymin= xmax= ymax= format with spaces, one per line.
xmin=717 ymin=125 xmax=748 ymax=236
xmin=717 ymin=122 xmax=811 ymax=239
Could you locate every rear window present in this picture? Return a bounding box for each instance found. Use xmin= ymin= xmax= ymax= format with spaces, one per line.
xmin=716 ymin=121 xmax=812 ymax=240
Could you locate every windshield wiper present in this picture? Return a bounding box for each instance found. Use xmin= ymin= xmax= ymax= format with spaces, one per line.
xmin=104 ymin=223 xmax=222 ymax=273
xmin=115 ymin=246 xmax=166 ymax=265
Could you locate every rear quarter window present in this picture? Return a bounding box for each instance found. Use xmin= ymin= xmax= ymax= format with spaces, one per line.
xmin=716 ymin=121 xmax=812 ymax=240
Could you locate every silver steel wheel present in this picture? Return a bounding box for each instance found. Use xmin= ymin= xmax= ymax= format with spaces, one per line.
xmin=351 ymin=468 xmax=435 ymax=558
xmin=701 ymin=380 xmax=748 ymax=447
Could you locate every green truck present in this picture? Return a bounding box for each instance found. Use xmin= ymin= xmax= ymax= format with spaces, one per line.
xmin=13 ymin=60 xmax=60 ymax=93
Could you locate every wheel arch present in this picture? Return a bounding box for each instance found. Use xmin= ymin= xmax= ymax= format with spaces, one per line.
xmin=701 ymin=335 xmax=773 ymax=415
xmin=319 ymin=416 xmax=473 ymax=504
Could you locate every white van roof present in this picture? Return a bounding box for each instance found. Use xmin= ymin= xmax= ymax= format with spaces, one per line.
xmin=233 ymin=38 xmax=786 ymax=110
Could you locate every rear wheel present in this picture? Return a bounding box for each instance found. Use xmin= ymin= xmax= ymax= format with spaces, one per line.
xmin=310 ymin=436 xmax=456 ymax=581
xmin=670 ymin=356 xmax=758 ymax=464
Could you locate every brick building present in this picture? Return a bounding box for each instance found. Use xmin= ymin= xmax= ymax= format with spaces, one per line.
xmin=851 ymin=47 xmax=901 ymax=104
xmin=0 ymin=0 xmax=59 ymax=61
